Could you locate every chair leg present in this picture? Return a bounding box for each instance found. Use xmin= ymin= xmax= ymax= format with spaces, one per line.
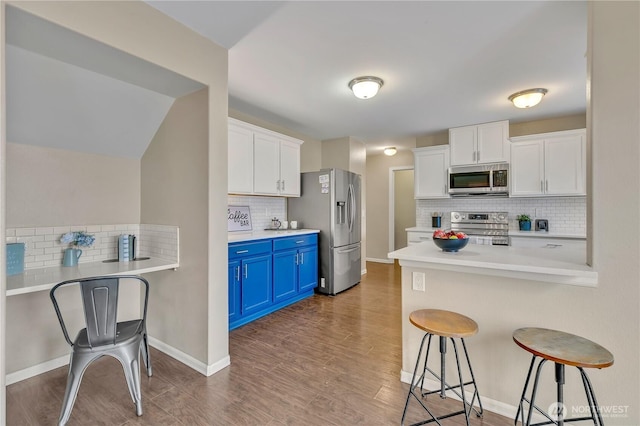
xmin=117 ymin=343 xmax=144 ymax=416
xmin=58 ymin=352 xmax=97 ymax=426
xmin=140 ymin=334 xmax=152 ymax=377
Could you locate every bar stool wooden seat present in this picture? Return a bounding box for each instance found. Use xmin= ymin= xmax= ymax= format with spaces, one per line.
xmin=513 ymin=327 xmax=614 ymax=426
xmin=401 ymin=309 xmax=483 ymax=426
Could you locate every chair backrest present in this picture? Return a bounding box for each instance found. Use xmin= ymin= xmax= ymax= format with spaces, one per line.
xmin=50 ymin=275 xmax=150 ymax=348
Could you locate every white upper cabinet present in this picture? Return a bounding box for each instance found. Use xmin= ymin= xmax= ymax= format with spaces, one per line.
xmin=253 ymin=131 xmax=282 ymax=195
xmin=449 ymin=120 xmax=509 ymax=166
xmin=510 ymin=129 xmax=586 ymax=197
xmin=228 ymin=122 xmax=255 ymax=194
xmin=413 ymin=145 xmax=450 ymax=199
xmin=278 ymin=139 xmax=301 ymax=196
xmin=228 ymin=118 xmax=303 ymax=197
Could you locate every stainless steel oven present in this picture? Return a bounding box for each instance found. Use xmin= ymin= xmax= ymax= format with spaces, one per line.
xmin=451 ymin=211 xmax=509 ymax=246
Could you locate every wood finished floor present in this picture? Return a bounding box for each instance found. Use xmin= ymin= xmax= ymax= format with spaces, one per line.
xmin=7 ymin=262 xmax=512 ymax=425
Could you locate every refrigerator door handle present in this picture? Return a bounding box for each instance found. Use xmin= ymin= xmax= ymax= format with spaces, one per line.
xmin=336 ymin=246 xmax=359 ymax=254
xmin=347 ymin=184 xmax=354 ymax=232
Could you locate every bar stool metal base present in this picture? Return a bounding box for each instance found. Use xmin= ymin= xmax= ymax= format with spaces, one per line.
xmin=515 ymin=355 xmax=605 ymax=426
xmin=401 ymin=333 xmax=483 ymax=426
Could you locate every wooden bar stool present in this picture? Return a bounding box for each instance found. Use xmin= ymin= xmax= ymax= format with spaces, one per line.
xmin=513 ymin=327 xmax=614 ymax=426
xmin=401 ymin=309 xmax=483 ymax=426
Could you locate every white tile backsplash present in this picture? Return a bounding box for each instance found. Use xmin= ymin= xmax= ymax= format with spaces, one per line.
xmin=6 ymin=223 xmax=179 ymax=269
xmin=228 ymin=195 xmax=287 ymax=231
xmin=416 ymin=196 xmax=586 ymax=235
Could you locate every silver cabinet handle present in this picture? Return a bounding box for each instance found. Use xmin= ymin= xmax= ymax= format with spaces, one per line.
xmin=296 ymin=240 xmax=305 ymax=244
xmin=300 ymin=252 xmax=304 ymax=264
xmin=243 ymin=264 xmax=248 ymax=279
xmin=282 ymin=180 xmax=285 ymax=191
xmin=235 ymin=265 xmax=240 ymax=281
xmin=236 ymin=250 xmax=249 ymax=254
xmin=276 ymin=180 xmax=281 ymax=191
xmin=295 ymin=253 xmax=299 ymax=265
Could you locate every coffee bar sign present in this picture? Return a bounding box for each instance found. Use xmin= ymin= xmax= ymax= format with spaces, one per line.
xmin=228 ymin=206 xmax=252 ymax=231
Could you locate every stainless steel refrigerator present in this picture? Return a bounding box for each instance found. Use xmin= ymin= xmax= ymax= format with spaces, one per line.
xmin=288 ymin=169 xmax=361 ymax=295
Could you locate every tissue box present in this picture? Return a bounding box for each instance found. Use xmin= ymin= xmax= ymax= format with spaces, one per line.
xmin=7 ymin=243 xmax=25 ymax=276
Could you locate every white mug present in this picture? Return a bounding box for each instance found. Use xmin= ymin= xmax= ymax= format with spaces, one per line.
xmin=290 ymin=221 xmax=298 ymax=229
xmin=281 ymin=221 xmax=289 ymax=229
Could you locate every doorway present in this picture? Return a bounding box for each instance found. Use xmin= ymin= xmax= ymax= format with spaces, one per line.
xmin=389 ymin=166 xmax=415 ymax=252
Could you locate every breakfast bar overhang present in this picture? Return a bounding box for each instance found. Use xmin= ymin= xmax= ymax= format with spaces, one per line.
xmin=388 ymin=242 xmax=602 ymax=421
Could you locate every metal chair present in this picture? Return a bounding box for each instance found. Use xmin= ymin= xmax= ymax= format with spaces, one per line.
xmin=50 ymin=275 xmax=152 ymax=426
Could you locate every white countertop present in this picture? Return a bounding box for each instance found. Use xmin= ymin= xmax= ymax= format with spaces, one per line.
xmin=228 ymin=229 xmax=320 ymax=243
xmin=388 ymin=242 xmax=597 ymax=287
xmin=7 ymin=257 xmax=179 ymax=296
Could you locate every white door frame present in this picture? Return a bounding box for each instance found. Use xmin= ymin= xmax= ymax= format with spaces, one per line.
xmin=389 ymin=166 xmax=414 ymax=255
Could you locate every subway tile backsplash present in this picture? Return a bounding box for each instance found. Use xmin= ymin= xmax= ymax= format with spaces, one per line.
xmin=228 ymin=195 xmax=287 ymax=231
xmin=6 ymin=224 xmax=179 ymax=269
xmin=416 ymin=196 xmax=586 ymax=235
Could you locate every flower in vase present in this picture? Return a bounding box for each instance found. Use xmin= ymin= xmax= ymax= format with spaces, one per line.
xmin=60 ymin=231 xmax=95 ymax=248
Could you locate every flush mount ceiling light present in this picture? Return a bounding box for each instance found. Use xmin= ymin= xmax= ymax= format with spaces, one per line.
xmin=508 ymin=88 xmax=548 ymax=108
xmin=348 ymin=76 xmax=384 ymax=99
xmin=383 ymin=147 xmax=397 ymax=156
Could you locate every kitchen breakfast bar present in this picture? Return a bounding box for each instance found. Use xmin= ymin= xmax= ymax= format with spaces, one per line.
xmin=388 ymin=242 xmax=600 ymax=420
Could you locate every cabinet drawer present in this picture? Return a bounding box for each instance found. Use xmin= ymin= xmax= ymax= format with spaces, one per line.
xmin=228 ymin=240 xmax=272 ymax=259
xmin=273 ymin=234 xmax=318 ymax=251
xmin=407 ymin=231 xmax=433 ymax=243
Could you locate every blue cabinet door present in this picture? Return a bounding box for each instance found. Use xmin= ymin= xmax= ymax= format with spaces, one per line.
xmin=273 ymin=250 xmax=298 ymax=303
xmin=228 ymin=260 xmax=241 ymax=323
xmin=241 ymin=254 xmax=272 ymax=315
xmin=298 ymin=245 xmax=318 ymax=293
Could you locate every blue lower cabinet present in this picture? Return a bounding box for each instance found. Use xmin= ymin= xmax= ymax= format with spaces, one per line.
xmin=273 ymin=250 xmax=298 ymax=303
xmin=229 ymin=234 xmax=318 ymax=331
xmin=228 ymin=260 xmax=241 ymax=324
xmin=298 ymin=245 xmax=318 ymax=293
xmin=240 ymin=254 xmax=272 ymax=315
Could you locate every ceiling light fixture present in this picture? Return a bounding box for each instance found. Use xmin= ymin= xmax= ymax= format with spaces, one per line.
xmin=349 ymin=76 xmax=384 ymax=99
xmin=383 ymin=147 xmax=397 ymax=156
xmin=508 ymin=88 xmax=548 ymax=108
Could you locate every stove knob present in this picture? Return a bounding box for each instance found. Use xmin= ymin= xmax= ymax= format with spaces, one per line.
xmin=453 ymin=213 xmax=460 ymax=220
xmin=498 ymin=213 xmax=506 ymax=221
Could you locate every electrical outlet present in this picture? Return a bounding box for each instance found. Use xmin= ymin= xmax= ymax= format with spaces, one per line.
xmin=412 ymin=271 xmax=426 ymax=292
xmin=320 ymin=277 xmax=326 ymax=288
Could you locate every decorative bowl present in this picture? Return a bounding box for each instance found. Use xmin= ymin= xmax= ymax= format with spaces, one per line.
xmin=433 ymin=237 xmax=469 ymax=252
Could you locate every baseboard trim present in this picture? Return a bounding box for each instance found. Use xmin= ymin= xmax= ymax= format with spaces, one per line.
xmin=6 ymin=355 xmax=69 ymax=385
xmin=366 ymin=257 xmax=394 ymax=264
xmin=148 ymin=337 xmax=230 ymax=377
xmin=6 ymin=338 xmax=231 ymax=385
xmin=400 ymin=369 xmax=529 ymax=422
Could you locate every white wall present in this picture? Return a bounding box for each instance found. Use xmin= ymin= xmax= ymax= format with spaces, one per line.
xmin=365 ymin=148 xmax=416 ymax=261
xmin=6 ymin=143 xmax=140 ymax=227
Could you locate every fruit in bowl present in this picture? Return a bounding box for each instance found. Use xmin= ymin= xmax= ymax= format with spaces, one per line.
xmin=432 ymin=230 xmax=469 ymax=252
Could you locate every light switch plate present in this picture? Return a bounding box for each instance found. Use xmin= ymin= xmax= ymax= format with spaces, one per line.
xmin=412 ymin=271 xmax=426 ymax=292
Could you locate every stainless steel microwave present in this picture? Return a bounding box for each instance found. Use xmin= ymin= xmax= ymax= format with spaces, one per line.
xmin=448 ymin=163 xmax=509 ymax=196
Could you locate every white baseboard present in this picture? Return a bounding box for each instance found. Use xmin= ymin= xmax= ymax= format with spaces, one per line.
xmin=366 ymin=257 xmax=394 ymax=264
xmin=148 ymin=337 xmax=230 ymax=377
xmin=400 ymin=369 xmax=528 ymax=422
xmin=6 ymin=337 xmax=231 ymax=385
xmin=6 ymin=354 xmax=69 ymax=385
